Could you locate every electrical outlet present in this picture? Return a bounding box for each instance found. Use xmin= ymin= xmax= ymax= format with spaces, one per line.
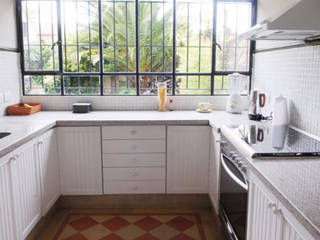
xmin=4 ymin=92 xmax=11 ymax=103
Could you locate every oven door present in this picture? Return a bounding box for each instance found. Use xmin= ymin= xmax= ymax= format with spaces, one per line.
xmin=219 ymin=154 xmax=248 ymax=240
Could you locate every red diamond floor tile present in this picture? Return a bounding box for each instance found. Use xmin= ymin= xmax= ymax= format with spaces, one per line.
xmin=167 ymin=216 xmax=194 ymax=232
xmin=70 ymin=216 xmax=98 ymax=232
xmin=99 ymin=233 xmax=125 ymax=240
xmin=171 ymin=233 xmax=195 ymax=240
xmin=134 ymin=233 xmax=160 ymax=240
xmin=102 ymin=216 xmax=130 ymax=231
xmin=134 ymin=216 xmax=162 ymax=231
xmin=63 ymin=233 xmax=87 ymax=240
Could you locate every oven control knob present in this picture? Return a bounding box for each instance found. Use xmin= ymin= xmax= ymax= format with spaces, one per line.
xmin=241 ymin=166 xmax=247 ymax=173
xmin=231 ymin=154 xmax=239 ymax=160
xmin=234 ymin=158 xmax=241 ymax=164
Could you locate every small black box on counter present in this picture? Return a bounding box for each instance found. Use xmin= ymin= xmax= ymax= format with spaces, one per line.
xmin=72 ymin=103 xmax=92 ymax=113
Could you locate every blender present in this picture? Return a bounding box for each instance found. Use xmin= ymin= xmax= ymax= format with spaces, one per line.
xmin=226 ymin=73 xmax=246 ymax=114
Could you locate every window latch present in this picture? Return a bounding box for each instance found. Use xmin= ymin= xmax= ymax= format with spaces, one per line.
xmin=51 ymin=41 xmax=62 ymax=50
xmin=214 ymin=42 xmax=222 ymax=51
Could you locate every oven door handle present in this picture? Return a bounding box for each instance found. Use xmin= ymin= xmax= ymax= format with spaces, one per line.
xmin=221 ymin=154 xmax=248 ymax=191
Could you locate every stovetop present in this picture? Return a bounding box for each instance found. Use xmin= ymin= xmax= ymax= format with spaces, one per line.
xmin=227 ymin=124 xmax=320 ymax=158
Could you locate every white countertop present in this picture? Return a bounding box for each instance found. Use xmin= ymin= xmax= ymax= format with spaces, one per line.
xmin=0 ymin=110 xmax=251 ymax=158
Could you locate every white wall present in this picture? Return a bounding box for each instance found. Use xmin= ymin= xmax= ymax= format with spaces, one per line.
xmin=0 ymin=0 xmax=18 ymax=49
xmin=0 ymin=0 xmax=21 ymax=116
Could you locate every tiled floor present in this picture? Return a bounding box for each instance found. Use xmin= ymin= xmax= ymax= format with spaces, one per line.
xmin=36 ymin=209 xmax=224 ymax=240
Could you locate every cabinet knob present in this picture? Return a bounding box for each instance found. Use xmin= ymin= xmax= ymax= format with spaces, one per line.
xmin=267 ymin=202 xmax=276 ymax=209
xmin=130 ymin=130 xmax=137 ymax=135
xmin=131 ymin=144 xmax=138 ymax=150
xmin=132 ymin=172 xmax=139 ymax=177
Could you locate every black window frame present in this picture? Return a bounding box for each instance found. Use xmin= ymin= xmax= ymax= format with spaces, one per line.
xmin=16 ymin=0 xmax=257 ymax=96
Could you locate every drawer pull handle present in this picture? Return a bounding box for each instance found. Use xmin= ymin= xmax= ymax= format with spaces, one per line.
xmin=131 ymin=145 xmax=138 ymax=150
xmin=132 ymin=172 xmax=139 ymax=177
xmin=130 ymin=130 xmax=137 ymax=135
xmin=267 ymin=202 xmax=276 ymax=209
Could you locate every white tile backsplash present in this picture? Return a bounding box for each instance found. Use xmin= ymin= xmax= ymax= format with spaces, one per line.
xmin=21 ymin=95 xmax=234 ymax=111
xmin=0 ymin=51 xmax=21 ymax=116
xmin=253 ymin=45 xmax=320 ymax=137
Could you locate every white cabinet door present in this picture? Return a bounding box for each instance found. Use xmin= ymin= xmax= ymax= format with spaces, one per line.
xmin=0 ymin=157 xmax=16 ymax=240
xmin=247 ymin=176 xmax=282 ymax=240
xmin=208 ymin=128 xmax=220 ymax=214
xmin=38 ymin=129 xmax=60 ymax=216
xmin=58 ymin=127 xmax=102 ymax=195
xmin=167 ymin=126 xmax=210 ymax=193
xmin=10 ymin=139 xmax=41 ymax=240
xmin=247 ymin=174 xmax=315 ymax=240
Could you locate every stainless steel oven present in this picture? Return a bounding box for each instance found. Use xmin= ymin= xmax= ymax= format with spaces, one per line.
xmin=219 ymin=135 xmax=249 ymax=240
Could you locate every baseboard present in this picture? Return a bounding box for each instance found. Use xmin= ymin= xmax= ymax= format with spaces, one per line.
xmin=26 ymin=198 xmax=60 ymax=240
xmin=58 ymin=194 xmax=212 ymax=210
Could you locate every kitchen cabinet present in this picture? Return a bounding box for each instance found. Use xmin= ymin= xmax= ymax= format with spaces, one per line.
xmin=102 ymin=126 xmax=166 ymax=194
xmin=247 ymin=173 xmax=315 ymax=240
xmin=58 ymin=127 xmax=102 ymax=195
xmin=10 ymin=139 xmax=41 ymax=240
xmin=209 ymin=128 xmax=221 ymax=214
xmin=167 ymin=126 xmax=210 ymax=193
xmin=38 ymin=129 xmax=60 ymax=216
xmin=0 ymin=156 xmax=16 ymax=240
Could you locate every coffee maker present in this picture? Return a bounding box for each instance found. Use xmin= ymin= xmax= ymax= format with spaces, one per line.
xmin=248 ymin=90 xmax=270 ymax=121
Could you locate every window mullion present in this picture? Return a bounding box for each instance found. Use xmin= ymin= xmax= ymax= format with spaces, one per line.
xmin=98 ymin=0 xmax=104 ymax=95
xmin=57 ymin=0 xmax=64 ymax=95
xmin=135 ymin=0 xmax=140 ymax=95
xmin=211 ymin=0 xmax=217 ymax=95
xmin=172 ymin=0 xmax=176 ymax=95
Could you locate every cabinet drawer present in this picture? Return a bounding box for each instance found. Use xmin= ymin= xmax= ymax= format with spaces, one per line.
xmin=102 ymin=140 xmax=165 ymax=153
xmin=102 ymin=126 xmax=165 ymax=140
xmin=104 ymin=181 xmax=165 ymax=194
xmin=103 ymin=153 xmax=166 ymax=167
xmin=103 ymin=167 xmax=166 ymax=181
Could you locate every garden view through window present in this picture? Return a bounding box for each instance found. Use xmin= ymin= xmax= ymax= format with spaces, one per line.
xmin=20 ymin=0 xmax=254 ymax=96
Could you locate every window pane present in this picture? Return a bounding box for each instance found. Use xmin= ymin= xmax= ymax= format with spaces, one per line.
xmin=102 ymin=0 xmax=136 ymax=72
xmin=139 ymin=75 xmax=172 ymax=95
xmin=22 ymin=1 xmax=58 ymax=71
xmin=214 ymin=75 xmax=250 ymax=95
xmin=62 ymin=0 xmax=100 ymax=73
xmin=175 ymin=75 xmax=211 ymax=95
xmin=24 ymin=75 xmax=61 ymax=95
xmin=64 ymin=75 xmax=100 ymax=95
xmin=139 ymin=0 xmax=173 ymax=72
xmin=216 ymin=2 xmax=252 ymax=71
xmin=176 ymin=0 xmax=213 ymax=73
xmin=103 ymin=75 xmax=136 ymax=95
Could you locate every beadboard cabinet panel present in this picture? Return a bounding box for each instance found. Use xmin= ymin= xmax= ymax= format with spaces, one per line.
xmin=58 ymin=127 xmax=102 ymax=195
xmin=209 ymin=128 xmax=221 ymax=214
xmin=167 ymin=126 xmax=210 ymax=193
xmin=10 ymin=139 xmax=41 ymax=240
xmin=38 ymin=129 xmax=60 ymax=216
xmin=0 ymin=157 xmax=16 ymax=240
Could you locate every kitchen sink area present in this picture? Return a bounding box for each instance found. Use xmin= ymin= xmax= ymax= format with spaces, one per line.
xmin=0 ymin=132 xmax=10 ymax=139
